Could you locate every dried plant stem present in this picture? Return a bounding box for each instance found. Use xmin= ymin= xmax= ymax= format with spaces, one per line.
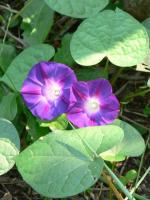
xmin=104 ymin=163 xmax=135 ymax=200
xmin=135 ymin=133 xmax=150 ymax=185
xmin=125 ymin=88 xmax=150 ymax=101
xmin=0 ymin=27 xmax=26 ymax=47
xmin=102 ymin=172 xmax=124 ymax=200
xmin=0 ymin=4 xmax=18 ymax=13
xmin=111 ymin=68 xmax=123 ymax=86
xmin=0 ymin=11 xmax=17 ymax=91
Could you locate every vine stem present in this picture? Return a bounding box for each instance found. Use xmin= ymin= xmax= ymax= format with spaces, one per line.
xmin=134 ymin=193 xmax=150 ymax=200
xmin=104 ymin=163 xmax=135 ymax=200
xmin=103 ymin=59 xmax=109 ymax=79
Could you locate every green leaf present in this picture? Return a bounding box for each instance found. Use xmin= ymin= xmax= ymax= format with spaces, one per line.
xmin=0 ymin=138 xmax=19 ymax=175
xmin=44 ymin=0 xmax=109 ymax=18
xmin=39 ymin=114 xmax=68 ymax=131
xmin=54 ymin=34 xmax=74 ymax=66
xmin=0 ymin=118 xmax=20 ymax=175
xmin=125 ymin=170 xmax=137 ymax=181
xmin=27 ymin=113 xmax=49 ymax=140
xmin=21 ymin=0 xmax=54 ymax=45
xmin=70 ymin=9 xmax=149 ymax=67
xmin=143 ymin=17 xmax=150 ymax=39
xmin=143 ymin=107 xmax=150 ymax=115
xmin=0 ymin=118 xmax=20 ymax=149
xmin=101 ymin=120 xmax=145 ymax=161
xmin=0 ymin=43 xmax=16 ymax=71
xmin=16 ymin=125 xmax=123 ymax=198
xmin=0 ymin=93 xmax=17 ymax=121
xmin=1 ymin=44 xmax=55 ymax=90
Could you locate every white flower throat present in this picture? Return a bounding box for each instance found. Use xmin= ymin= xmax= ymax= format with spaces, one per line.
xmin=85 ymin=98 xmax=100 ymax=114
xmin=42 ymin=82 xmax=62 ymax=101
xmin=50 ymin=84 xmax=61 ymax=100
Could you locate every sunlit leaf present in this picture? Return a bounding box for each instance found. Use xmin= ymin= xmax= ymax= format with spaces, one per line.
xmin=16 ymin=125 xmax=123 ymax=198
xmin=101 ymin=120 xmax=145 ymax=161
xmin=0 ymin=118 xmax=20 ymax=175
xmin=44 ymin=0 xmax=109 ymax=18
xmin=71 ymin=9 xmax=149 ymax=67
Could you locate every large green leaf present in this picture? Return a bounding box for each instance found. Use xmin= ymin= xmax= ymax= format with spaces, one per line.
xmin=16 ymin=125 xmax=123 ymax=198
xmin=0 ymin=93 xmax=17 ymax=121
xmin=44 ymin=0 xmax=109 ymax=18
xmin=70 ymin=9 xmax=149 ymax=67
xmin=21 ymin=0 xmax=54 ymax=45
xmin=0 ymin=118 xmax=20 ymax=175
xmin=143 ymin=17 xmax=150 ymax=39
xmin=0 ymin=43 xmax=16 ymax=71
xmin=1 ymin=44 xmax=55 ymax=90
xmin=101 ymin=120 xmax=145 ymax=161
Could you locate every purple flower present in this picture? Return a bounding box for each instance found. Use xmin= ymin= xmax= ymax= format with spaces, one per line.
xmin=21 ymin=62 xmax=77 ymax=120
xmin=67 ymin=79 xmax=119 ymax=127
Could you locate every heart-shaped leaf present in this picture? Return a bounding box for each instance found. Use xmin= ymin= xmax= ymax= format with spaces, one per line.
xmin=44 ymin=0 xmax=109 ymax=18
xmin=143 ymin=17 xmax=150 ymax=39
xmin=101 ymin=120 xmax=145 ymax=161
xmin=16 ymin=125 xmax=123 ymax=198
xmin=0 ymin=118 xmax=20 ymax=175
xmin=70 ymin=9 xmax=149 ymax=67
xmin=1 ymin=44 xmax=55 ymax=90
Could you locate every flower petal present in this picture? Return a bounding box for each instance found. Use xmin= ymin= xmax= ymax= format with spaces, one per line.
xmin=88 ymin=79 xmax=112 ymax=99
xmin=67 ymin=79 xmax=119 ymax=127
xmin=30 ymin=99 xmax=54 ymax=120
xmin=21 ymin=61 xmax=77 ymax=120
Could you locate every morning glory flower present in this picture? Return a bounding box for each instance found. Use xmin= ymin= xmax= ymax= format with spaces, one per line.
xmin=21 ymin=61 xmax=77 ymax=120
xmin=67 ymin=79 xmax=119 ymax=127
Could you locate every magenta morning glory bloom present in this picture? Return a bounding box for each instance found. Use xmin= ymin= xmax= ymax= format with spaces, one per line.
xmin=67 ymin=79 xmax=119 ymax=127
xmin=21 ymin=62 xmax=77 ymax=120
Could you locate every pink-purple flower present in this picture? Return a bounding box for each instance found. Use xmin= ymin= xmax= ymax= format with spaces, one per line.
xmin=21 ymin=62 xmax=77 ymax=120
xmin=67 ymin=79 xmax=120 ymax=127
xmin=21 ymin=61 xmax=119 ymax=127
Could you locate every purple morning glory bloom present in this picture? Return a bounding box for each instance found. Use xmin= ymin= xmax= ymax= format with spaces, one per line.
xmin=21 ymin=61 xmax=77 ymax=120
xmin=67 ymin=79 xmax=119 ymax=127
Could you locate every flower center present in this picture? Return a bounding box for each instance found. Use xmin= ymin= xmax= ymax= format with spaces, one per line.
xmin=42 ymin=82 xmax=62 ymax=101
xmin=85 ymin=98 xmax=100 ymax=114
xmin=54 ymin=89 xmax=61 ymax=97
